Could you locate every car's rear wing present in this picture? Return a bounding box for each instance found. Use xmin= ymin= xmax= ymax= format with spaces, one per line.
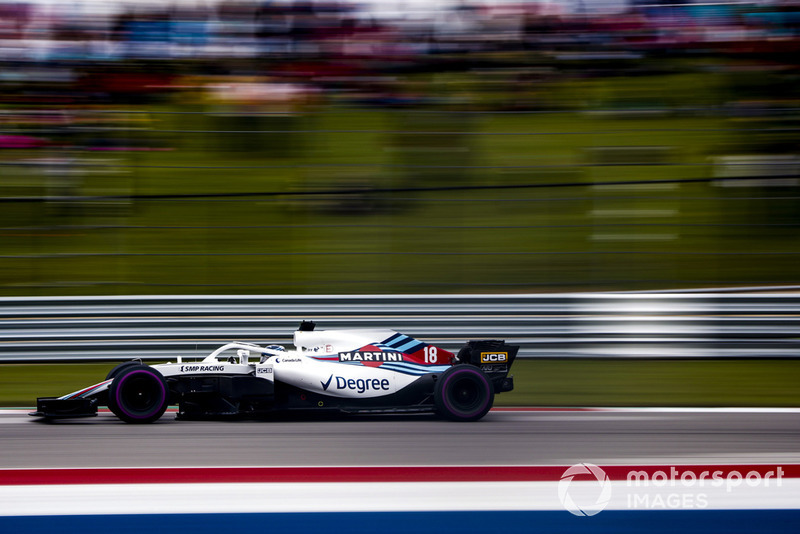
xmin=457 ymin=340 xmax=519 ymax=393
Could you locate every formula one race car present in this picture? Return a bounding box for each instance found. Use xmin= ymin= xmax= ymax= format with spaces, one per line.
xmin=31 ymin=322 xmax=518 ymax=423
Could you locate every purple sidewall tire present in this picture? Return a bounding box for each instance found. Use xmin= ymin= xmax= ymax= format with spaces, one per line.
xmin=107 ymin=365 xmax=168 ymax=424
xmin=434 ymin=365 xmax=494 ymax=422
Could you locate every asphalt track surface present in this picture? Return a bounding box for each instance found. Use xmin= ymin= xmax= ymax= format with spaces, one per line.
xmin=1 ymin=409 xmax=799 ymax=469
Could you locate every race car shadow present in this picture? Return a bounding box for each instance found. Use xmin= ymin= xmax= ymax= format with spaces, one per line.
xmin=30 ymin=414 xmax=103 ymax=424
xmin=29 ymin=410 xmax=446 ymax=424
xmin=182 ymin=411 xmax=442 ymax=424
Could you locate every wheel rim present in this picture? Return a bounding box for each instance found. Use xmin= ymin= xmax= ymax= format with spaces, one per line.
xmin=116 ymin=371 xmax=165 ymax=418
xmin=450 ymin=377 xmax=481 ymax=410
xmin=441 ymin=369 xmax=490 ymax=418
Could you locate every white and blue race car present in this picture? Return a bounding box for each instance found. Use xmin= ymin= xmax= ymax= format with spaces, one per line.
xmin=32 ymin=322 xmax=518 ymax=423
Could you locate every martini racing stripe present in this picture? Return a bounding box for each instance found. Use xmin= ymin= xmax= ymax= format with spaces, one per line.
xmin=381 ymin=333 xmax=426 ymax=355
xmin=381 ymin=332 xmax=405 ymax=346
xmin=369 ymin=344 xmax=403 ymax=354
xmin=331 ymin=361 xmax=449 ymax=376
xmin=58 ymin=380 xmax=112 ymax=400
xmin=380 ymin=363 xmax=452 ymax=376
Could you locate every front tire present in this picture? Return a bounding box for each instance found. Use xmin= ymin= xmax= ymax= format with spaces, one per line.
xmin=105 ymin=361 xmax=141 ymax=381
xmin=108 ymin=365 xmax=169 ymax=423
xmin=434 ymin=365 xmax=494 ymax=422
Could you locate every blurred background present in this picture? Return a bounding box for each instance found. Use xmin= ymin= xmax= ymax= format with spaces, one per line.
xmin=0 ymin=0 xmax=798 ymax=295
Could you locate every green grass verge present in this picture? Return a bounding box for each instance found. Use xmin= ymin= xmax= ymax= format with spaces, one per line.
xmin=1 ymin=363 xmax=114 ymax=407
xmin=3 ymin=76 xmax=800 ymax=295
xmin=2 ymin=359 xmax=798 ymax=408
xmin=500 ymin=359 xmax=800 ymax=407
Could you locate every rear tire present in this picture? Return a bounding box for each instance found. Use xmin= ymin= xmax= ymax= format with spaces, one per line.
xmin=108 ymin=365 xmax=169 ymax=423
xmin=434 ymin=365 xmax=494 ymax=422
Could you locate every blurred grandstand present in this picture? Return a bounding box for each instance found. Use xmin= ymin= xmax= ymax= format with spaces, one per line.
xmin=0 ymin=0 xmax=798 ymax=294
